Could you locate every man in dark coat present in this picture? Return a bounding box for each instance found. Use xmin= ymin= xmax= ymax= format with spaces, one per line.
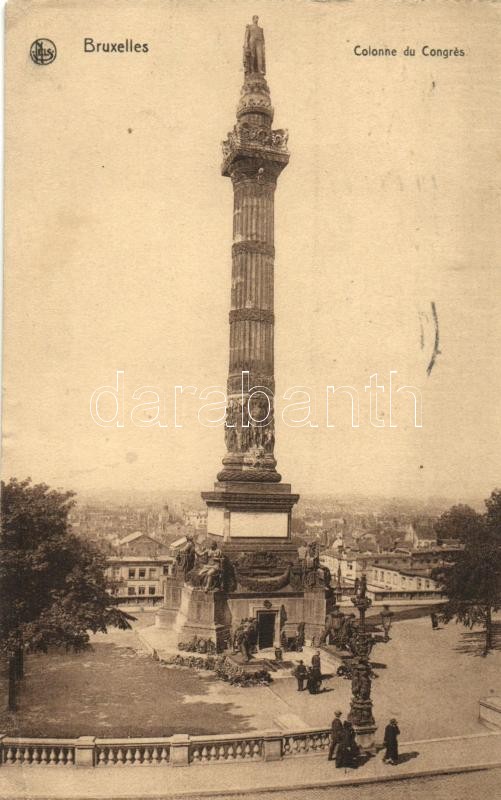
xmin=383 ymin=718 xmax=400 ymax=765
xmin=328 ymin=711 xmax=343 ymax=761
xmin=293 ymin=660 xmax=308 ymax=692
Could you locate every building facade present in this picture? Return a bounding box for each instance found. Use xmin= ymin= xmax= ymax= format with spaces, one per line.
xmin=107 ymin=531 xmax=175 ymax=606
xmin=107 ymin=554 xmax=174 ymax=606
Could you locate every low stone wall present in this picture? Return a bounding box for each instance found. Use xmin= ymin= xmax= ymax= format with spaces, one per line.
xmin=0 ymin=728 xmax=331 ymax=768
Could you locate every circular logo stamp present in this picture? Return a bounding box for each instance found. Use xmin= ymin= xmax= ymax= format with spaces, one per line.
xmin=30 ymin=39 xmax=57 ymax=66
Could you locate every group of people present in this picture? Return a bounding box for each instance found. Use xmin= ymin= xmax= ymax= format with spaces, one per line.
xmin=293 ymin=650 xmax=323 ymax=694
xmin=328 ymin=711 xmax=400 ymax=768
xmin=292 ymin=649 xmax=401 ymax=768
xmin=327 ymin=711 xmax=359 ymax=768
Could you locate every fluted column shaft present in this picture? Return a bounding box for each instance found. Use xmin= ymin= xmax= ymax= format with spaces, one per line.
xmin=228 ymin=179 xmax=276 ymax=396
xmin=217 ymin=70 xmax=288 ymax=483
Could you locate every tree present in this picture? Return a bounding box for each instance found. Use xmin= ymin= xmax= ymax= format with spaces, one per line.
xmin=484 ymin=490 xmax=501 ymax=543
xmin=433 ymin=493 xmax=501 ymax=656
xmin=0 ymin=478 xmax=134 ymax=710
xmin=434 ymin=503 xmax=482 ymax=544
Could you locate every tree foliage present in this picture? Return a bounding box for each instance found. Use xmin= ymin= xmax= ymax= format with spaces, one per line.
xmin=1 ymin=478 xmax=134 ymax=706
xmin=434 ymin=503 xmax=482 ymax=543
xmin=433 ymin=490 xmax=501 ymax=655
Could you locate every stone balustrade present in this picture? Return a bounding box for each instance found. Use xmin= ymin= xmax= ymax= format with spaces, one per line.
xmin=0 ymin=737 xmax=76 ymax=766
xmin=282 ymin=730 xmax=331 ymax=757
xmin=190 ymin=734 xmax=263 ymax=764
xmin=95 ymin=739 xmax=171 ymax=766
xmin=0 ymin=727 xmax=331 ymax=768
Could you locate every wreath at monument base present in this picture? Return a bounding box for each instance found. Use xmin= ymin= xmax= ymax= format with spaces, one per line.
xmin=236 ymin=566 xmax=291 ymax=593
xmin=178 ymin=636 xmax=217 ymax=654
xmin=162 ymin=653 xmax=217 ymax=671
xmin=216 ymin=468 xmax=281 ymax=483
xmin=214 ymin=655 xmax=273 ymax=687
xmin=159 ymin=653 xmax=272 ymax=687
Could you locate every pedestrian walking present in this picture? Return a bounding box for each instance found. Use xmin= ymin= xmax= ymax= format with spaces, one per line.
xmin=293 ymin=660 xmax=308 ymax=692
xmin=327 ymin=710 xmax=343 ymax=761
xmin=383 ymin=718 xmax=400 ymax=765
xmin=430 ymin=612 xmax=439 ymax=630
xmin=380 ymin=605 xmax=393 ymax=642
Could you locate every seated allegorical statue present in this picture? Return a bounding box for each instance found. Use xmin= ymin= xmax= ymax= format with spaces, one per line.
xmin=196 ymin=542 xmax=224 ymax=593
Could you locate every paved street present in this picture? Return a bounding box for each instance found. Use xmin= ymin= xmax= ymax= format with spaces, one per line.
xmin=197 ymin=768 xmax=501 ymax=800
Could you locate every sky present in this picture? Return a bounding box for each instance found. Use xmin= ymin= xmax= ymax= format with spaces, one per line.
xmin=2 ymin=0 xmax=500 ymax=504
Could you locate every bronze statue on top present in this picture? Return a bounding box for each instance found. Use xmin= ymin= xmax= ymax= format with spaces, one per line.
xmin=243 ymin=15 xmax=266 ymax=75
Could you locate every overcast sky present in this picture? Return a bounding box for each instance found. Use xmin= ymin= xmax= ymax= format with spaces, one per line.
xmin=3 ymin=0 xmax=500 ymax=504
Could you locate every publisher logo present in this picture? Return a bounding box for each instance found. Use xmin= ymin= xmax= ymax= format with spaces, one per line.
xmin=30 ymin=39 xmax=57 ymax=65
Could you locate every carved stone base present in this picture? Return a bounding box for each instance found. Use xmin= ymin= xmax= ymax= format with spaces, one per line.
xmin=165 ymin=583 xmax=330 ymax=657
xmin=174 ymin=584 xmax=231 ymax=653
xmin=157 ymin=575 xmax=184 ymax=627
xmin=303 ymin=589 xmax=331 ymax=644
xmin=155 ymin=607 xmax=178 ymax=629
xmin=348 ymin=698 xmax=375 ymax=729
xmin=352 ymin=724 xmax=377 ymax=755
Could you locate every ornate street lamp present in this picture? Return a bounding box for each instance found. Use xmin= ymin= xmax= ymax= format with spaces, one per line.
xmin=347 ymin=575 xmax=377 ymax=754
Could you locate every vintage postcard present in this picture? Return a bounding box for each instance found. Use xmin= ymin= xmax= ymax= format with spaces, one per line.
xmin=1 ymin=1 xmax=500 ymax=798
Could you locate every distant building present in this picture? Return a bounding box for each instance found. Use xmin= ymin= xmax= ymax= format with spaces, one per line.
xmin=321 ymin=544 xmax=459 ymax=603
xmin=366 ymin=563 xmax=441 ymax=599
xmin=182 ymin=510 xmax=207 ymax=531
xmin=106 ymin=531 xmax=174 ymax=605
xmin=112 ymin=531 xmax=168 ymax=557
xmin=107 ymin=554 xmax=174 ymax=606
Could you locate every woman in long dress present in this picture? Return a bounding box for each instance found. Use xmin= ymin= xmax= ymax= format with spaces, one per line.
xmin=307 ymin=667 xmax=320 ymax=694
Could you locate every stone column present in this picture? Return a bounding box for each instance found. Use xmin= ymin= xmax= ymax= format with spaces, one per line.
xmin=217 ymin=66 xmax=289 ymax=485
xmin=201 ymin=22 xmax=299 ymax=557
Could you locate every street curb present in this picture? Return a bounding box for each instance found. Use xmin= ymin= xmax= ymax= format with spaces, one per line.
xmin=2 ymin=761 xmax=501 ymax=799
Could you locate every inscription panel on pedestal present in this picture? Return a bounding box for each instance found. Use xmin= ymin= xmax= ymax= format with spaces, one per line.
xmin=230 ymin=511 xmax=288 ymax=538
xmin=207 ymin=507 xmax=225 ymax=536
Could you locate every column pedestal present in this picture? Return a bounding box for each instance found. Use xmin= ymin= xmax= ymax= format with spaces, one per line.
xmin=174 ymin=585 xmax=231 ymax=652
xmin=202 ymin=481 xmax=299 ymax=542
xmin=353 ymin=725 xmax=377 ymax=755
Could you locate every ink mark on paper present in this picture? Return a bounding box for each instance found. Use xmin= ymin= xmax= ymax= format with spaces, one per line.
xmin=427 ymin=302 xmax=441 ymax=376
xmin=30 ymin=39 xmax=57 ymax=66
xmin=419 ymin=303 xmax=441 ymax=375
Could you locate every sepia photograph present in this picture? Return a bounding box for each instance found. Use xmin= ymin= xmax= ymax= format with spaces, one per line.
xmin=1 ymin=1 xmax=501 ymax=798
